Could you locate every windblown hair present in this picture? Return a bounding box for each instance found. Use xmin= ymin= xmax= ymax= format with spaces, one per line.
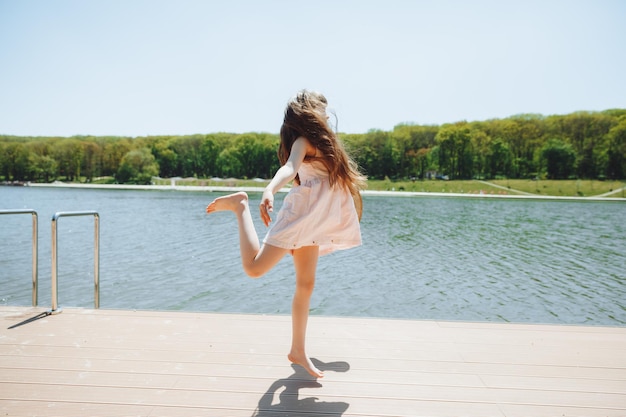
xmin=279 ymin=90 xmax=366 ymax=219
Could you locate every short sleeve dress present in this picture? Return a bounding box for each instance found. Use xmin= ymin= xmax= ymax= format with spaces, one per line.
xmin=263 ymin=160 xmax=361 ymax=256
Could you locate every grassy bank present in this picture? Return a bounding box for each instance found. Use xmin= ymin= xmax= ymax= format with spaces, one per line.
xmin=365 ymin=178 xmax=625 ymax=197
xmin=490 ymin=179 xmax=626 ymax=197
xmin=147 ymin=177 xmax=625 ymax=198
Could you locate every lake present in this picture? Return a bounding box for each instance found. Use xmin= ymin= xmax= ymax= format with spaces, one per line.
xmin=1 ymin=186 xmax=625 ymax=326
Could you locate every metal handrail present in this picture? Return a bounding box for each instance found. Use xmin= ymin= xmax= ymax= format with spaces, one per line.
xmin=0 ymin=209 xmax=38 ymax=306
xmin=51 ymin=211 xmax=100 ymax=314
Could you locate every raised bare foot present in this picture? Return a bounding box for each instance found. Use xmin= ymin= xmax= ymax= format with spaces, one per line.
xmin=288 ymin=352 xmax=324 ymax=378
xmin=206 ymin=191 xmax=248 ymax=214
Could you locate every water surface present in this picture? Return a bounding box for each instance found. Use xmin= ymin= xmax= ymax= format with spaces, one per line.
xmin=1 ymin=186 xmax=624 ymax=326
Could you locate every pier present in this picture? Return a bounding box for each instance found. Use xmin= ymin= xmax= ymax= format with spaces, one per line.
xmin=1 ymin=306 xmax=625 ymax=416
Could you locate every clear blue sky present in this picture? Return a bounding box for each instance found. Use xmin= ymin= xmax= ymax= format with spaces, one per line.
xmin=1 ymin=0 xmax=624 ymax=137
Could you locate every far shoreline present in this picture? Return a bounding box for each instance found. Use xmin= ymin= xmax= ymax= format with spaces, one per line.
xmin=17 ymin=181 xmax=626 ymax=202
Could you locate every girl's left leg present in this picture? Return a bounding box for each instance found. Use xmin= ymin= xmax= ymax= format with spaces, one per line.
xmin=206 ymin=192 xmax=287 ymax=278
xmin=288 ymin=245 xmax=323 ymax=378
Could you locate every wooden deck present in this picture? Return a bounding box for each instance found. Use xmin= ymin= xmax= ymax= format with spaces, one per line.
xmin=1 ymin=307 xmax=625 ymax=416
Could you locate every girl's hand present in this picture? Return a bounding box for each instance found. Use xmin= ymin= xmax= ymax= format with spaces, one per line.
xmin=260 ymin=189 xmax=274 ymax=227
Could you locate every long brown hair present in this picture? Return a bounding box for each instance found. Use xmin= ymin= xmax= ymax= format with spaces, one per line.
xmin=279 ymin=90 xmax=366 ymax=219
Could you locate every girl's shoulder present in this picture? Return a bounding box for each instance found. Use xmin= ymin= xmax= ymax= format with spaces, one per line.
xmin=296 ymin=136 xmax=318 ymax=159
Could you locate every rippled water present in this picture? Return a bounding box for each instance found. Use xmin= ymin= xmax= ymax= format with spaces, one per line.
xmin=1 ymin=186 xmax=625 ymax=326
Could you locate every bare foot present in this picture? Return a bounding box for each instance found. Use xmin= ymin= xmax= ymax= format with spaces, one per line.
xmin=288 ymin=352 xmax=324 ymax=378
xmin=206 ymin=191 xmax=248 ymax=214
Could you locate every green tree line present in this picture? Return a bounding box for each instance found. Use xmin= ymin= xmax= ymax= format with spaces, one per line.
xmin=1 ymin=109 xmax=625 ymax=184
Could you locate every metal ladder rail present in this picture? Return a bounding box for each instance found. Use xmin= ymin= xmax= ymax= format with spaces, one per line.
xmin=50 ymin=211 xmax=100 ymax=314
xmin=0 ymin=209 xmax=38 ymax=306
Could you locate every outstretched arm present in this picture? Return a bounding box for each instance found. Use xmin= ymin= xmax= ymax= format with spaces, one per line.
xmin=260 ymin=137 xmax=311 ymax=226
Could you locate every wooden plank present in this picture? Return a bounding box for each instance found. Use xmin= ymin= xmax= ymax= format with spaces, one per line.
xmin=1 ymin=306 xmax=625 ymax=417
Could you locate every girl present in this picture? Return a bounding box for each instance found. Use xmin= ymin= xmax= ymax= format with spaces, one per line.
xmin=206 ymin=90 xmax=365 ymax=378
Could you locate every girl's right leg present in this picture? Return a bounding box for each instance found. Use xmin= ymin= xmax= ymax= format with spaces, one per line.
xmin=288 ymin=245 xmax=323 ymax=378
xmin=206 ymin=192 xmax=287 ymax=278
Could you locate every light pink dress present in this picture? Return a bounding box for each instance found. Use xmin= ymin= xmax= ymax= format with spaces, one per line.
xmin=263 ymin=161 xmax=361 ymax=256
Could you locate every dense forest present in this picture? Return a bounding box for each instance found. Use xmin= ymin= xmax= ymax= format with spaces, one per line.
xmin=1 ymin=109 xmax=625 ymax=184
